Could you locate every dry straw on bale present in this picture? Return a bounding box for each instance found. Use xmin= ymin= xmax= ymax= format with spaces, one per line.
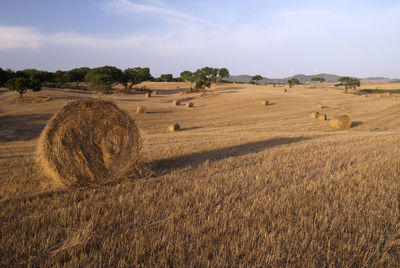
xmin=137 ymin=106 xmax=146 ymax=114
xmin=36 ymin=99 xmax=142 ymax=186
xmin=168 ymin=123 xmax=181 ymax=132
xmin=145 ymin=92 xmax=151 ymax=98
xmin=310 ymin=112 xmax=319 ymax=119
xmin=317 ymin=113 xmax=327 ymax=121
xmin=173 ymin=100 xmax=181 ymax=106
xmin=260 ymin=100 xmax=269 ymax=106
xmin=316 ymin=104 xmax=323 ymax=110
xmin=186 ymin=102 xmax=194 ymax=108
xmin=330 ymin=115 xmax=352 ymax=130
xmin=151 ymin=91 xmax=157 ymax=96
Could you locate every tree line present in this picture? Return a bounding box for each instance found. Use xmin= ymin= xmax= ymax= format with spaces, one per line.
xmin=0 ymin=66 xmax=231 ymax=97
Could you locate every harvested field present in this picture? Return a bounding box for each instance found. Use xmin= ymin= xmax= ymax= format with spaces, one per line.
xmin=1 ymin=82 xmax=400 ymax=266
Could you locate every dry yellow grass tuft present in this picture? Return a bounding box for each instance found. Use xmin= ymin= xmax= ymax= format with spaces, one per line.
xmin=310 ymin=112 xmax=319 ymax=119
xmin=168 ymin=123 xmax=181 ymax=132
xmin=137 ymin=105 xmax=147 ymax=114
xmin=173 ymin=100 xmax=181 ymax=106
xmin=186 ymin=102 xmax=194 ymax=108
xmin=330 ymin=115 xmax=352 ymax=130
xmin=36 ymin=99 xmax=142 ymax=186
xmin=260 ymin=100 xmax=269 ymax=106
xmin=317 ymin=113 xmax=327 ymax=121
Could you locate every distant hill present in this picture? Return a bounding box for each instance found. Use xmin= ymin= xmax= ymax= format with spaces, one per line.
xmin=227 ymin=73 xmax=397 ymax=84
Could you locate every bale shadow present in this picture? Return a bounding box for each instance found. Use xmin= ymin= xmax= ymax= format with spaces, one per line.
xmin=152 ymin=136 xmax=310 ymax=173
xmin=147 ymin=111 xmax=173 ymax=114
xmin=0 ymin=114 xmax=52 ymax=142
xmin=351 ymin=121 xmax=362 ymax=128
xmin=180 ymin=126 xmax=201 ymax=131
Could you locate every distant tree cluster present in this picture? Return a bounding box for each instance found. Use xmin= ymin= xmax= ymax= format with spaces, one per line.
xmin=287 ymin=78 xmax=300 ymax=88
xmin=335 ymin=77 xmax=360 ymax=93
xmin=311 ymin=77 xmax=326 ymax=83
xmin=1 ymin=65 xmax=231 ymax=96
xmin=179 ymin=67 xmax=230 ymax=91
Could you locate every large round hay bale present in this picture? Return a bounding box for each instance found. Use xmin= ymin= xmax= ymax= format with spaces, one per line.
xmin=173 ymin=100 xmax=181 ymax=106
xmin=168 ymin=123 xmax=180 ymax=132
xmin=137 ymin=106 xmax=146 ymax=114
xmin=36 ymin=99 xmax=141 ymax=186
xmin=330 ymin=115 xmax=352 ymax=130
xmin=310 ymin=112 xmax=319 ymax=119
xmin=260 ymin=100 xmax=269 ymax=106
xmin=186 ymin=102 xmax=194 ymax=108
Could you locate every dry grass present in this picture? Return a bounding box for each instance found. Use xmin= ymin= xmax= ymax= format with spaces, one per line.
xmin=36 ymin=99 xmax=142 ymax=186
xmin=1 ymin=83 xmax=400 ymax=266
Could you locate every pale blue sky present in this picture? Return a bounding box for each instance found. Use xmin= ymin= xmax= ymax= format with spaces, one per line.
xmin=0 ymin=0 xmax=399 ymax=78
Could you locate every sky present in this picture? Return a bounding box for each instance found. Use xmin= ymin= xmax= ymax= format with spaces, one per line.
xmin=0 ymin=0 xmax=399 ymax=78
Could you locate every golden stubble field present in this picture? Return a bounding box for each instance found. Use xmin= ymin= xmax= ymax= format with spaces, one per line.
xmin=1 ymin=82 xmax=400 ymax=266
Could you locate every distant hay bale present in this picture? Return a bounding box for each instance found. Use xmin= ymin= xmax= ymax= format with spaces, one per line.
xmin=317 ymin=113 xmax=327 ymax=121
xmin=186 ymin=102 xmax=194 ymax=108
xmin=36 ymin=99 xmax=141 ymax=186
xmin=363 ymin=95 xmax=368 ymax=98
xmin=384 ymin=92 xmax=391 ymax=96
xmin=145 ymin=92 xmax=151 ymax=98
xmin=136 ymin=106 xmax=146 ymax=114
xmin=330 ymin=115 xmax=352 ymax=130
xmin=260 ymin=100 xmax=269 ymax=106
xmin=176 ymin=86 xmax=180 ymax=90
xmin=316 ymin=104 xmax=323 ymax=109
xmin=173 ymin=100 xmax=181 ymax=106
xmin=283 ymin=88 xmax=287 ymax=92
xmin=151 ymin=91 xmax=157 ymax=96
xmin=376 ymin=94 xmax=382 ymax=98
xmin=168 ymin=123 xmax=180 ymax=132
xmin=310 ymin=112 xmax=319 ymax=119
xmin=392 ymin=97 xmax=397 ymax=100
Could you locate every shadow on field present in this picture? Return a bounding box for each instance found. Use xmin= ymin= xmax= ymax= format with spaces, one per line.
xmin=152 ymin=136 xmax=310 ymax=173
xmin=0 ymin=114 xmax=52 ymax=142
xmin=351 ymin=121 xmax=363 ymax=128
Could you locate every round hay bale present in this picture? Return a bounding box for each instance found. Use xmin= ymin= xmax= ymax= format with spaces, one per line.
xmin=376 ymin=94 xmax=382 ymax=98
xmin=385 ymin=92 xmax=391 ymax=96
xmin=316 ymin=104 xmax=323 ymax=110
xmin=173 ymin=100 xmax=181 ymax=106
xmin=317 ymin=113 xmax=327 ymax=121
xmin=137 ymin=106 xmax=146 ymax=114
xmin=145 ymin=92 xmax=151 ymax=98
xmin=310 ymin=112 xmax=319 ymax=119
xmin=392 ymin=97 xmax=397 ymax=100
xmin=260 ymin=100 xmax=269 ymax=106
xmin=363 ymin=95 xmax=368 ymax=98
xmin=36 ymin=99 xmax=141 ymax=186
xmin=186 ymin=102 xmax=194 ymax=108
xmin=330 ymin=115 xmax=352 ymax=130
xmin=283 ymin=88 xmax=287 ymax=92
xmin=168 ymin=123 xmax=180 ymax=132
xmin=151 ymin=91 xmax=157 ymax=96
xmin=176 ymin=86 xmax=180 ymax=90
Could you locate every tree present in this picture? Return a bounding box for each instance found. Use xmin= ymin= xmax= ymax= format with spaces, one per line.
xmin=217 ymin=68 xmax=229 ymax=82
xmin=122 ymin=67 xmax=152 ymax=91
xmin=251 ymin=75 xmax=263 ymax=85
xmin=311 ymin=77 xmax=325 ymax=83
xmin=0 ymin=68 xmax=15 ymax=87
xmin=180 ymin=71 xmax=193 ymax=83
xmin=160 ymin=74 xmax=173 ymax=82
xmin=66 ymin=67 xmax=91 ymax=82
xmin=192 ymin=67 xmax=212 ymax=90
xmin=5 ymin=77 xmax=41 ymax=98
xmin=84 ymin=66 xmax=122 ymax=94
xmin=335 ymin=76 xmax=360 ymax=93
xmin=287 ymin=78 xmax=300 ymax=88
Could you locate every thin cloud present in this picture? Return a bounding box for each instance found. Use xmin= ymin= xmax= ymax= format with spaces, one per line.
xmin=0 ymin=26 xmax=42 ymax=50
xmin=103 ymin=0 xmax=211 ymax=24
